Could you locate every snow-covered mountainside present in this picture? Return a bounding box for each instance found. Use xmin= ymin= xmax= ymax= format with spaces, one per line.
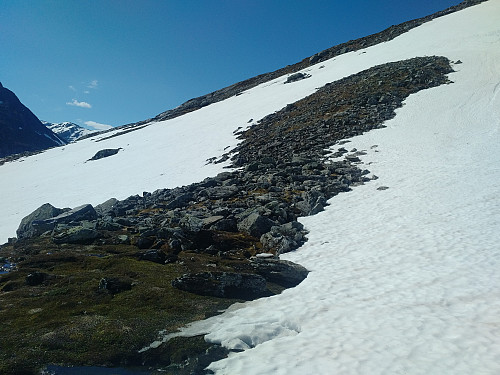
xmin=0 ymin=82 xmax=65 ymax=158
xmin=0 ymin=0 xmax=499 ymax=374
xmin=42 ymin=121 xmax=96 ymax=143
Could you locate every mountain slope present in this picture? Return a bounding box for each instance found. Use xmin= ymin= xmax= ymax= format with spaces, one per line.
xmin=97 ymin=0 xmax=487 ymax=136
xmin=170 ymin=2 xmax=500 ymax=374
xmin=0 ymin=82 xmax=65 ymax=158
xmin=42 ymin=121 xmax=95 ymax=143
xmin=0 ymin=0 xmax=499 ymax=374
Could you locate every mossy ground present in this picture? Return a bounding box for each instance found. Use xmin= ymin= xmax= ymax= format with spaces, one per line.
xmin=0 ymin=233 xmax=263 ymax=374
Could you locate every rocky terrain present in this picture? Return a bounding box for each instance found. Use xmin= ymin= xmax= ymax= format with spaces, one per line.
xmin=0 ymin=82 xmax=64 ymax=158
xmin=0 ymin=55 xmax=453 ymax=374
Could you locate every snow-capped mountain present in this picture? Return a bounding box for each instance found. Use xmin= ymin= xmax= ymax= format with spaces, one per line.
xmin=1 ymin=0 xmax=499 ymax=374
xmin=0 ymin=82 xmax=65 ymax=158
xmin=42 ymin=121 xmax=96 ymax=143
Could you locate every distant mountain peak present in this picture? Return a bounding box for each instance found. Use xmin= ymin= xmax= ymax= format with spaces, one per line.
xmin=42 ymin=121 xmax=95 ymax=143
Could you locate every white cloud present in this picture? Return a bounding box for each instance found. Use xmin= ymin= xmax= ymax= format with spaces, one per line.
xmin=68 ymin=85 xmax=76 ymax=92
xmin=84 ymin=90 xmax=90 ymax=94
xmin=66 ymin=99 xmax=92 ymax=108
xmin=87 ymin=80 xmax=98 ymax=89
xmin=84 ymin=120 xmax=113 ymax=131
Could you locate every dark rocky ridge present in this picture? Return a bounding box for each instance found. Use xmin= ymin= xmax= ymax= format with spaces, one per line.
xmin=0 ymin=56 xmax=454 ymax=374
xmin=88 ymin=0 xmax=484 ymax=142
xmin=0 ymin=82 xmax=65 ymax=158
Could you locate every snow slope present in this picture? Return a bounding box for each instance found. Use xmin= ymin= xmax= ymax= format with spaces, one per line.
xmin=143 ymin=2 xmax=500 ymax=374
xmin=1 ymin=1 xmax=499 ymax=373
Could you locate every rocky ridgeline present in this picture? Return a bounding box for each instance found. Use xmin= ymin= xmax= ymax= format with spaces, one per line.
xmin=92 ymin=0 xmax=482 ymax=142
xmin=11 ymin=56 xmax=452 ymax=296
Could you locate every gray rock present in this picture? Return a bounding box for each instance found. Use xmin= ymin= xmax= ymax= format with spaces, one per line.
xmin=202 ymin=215 xmax=225 ymax=227
xmin=96 ymin=219 xmax=122 ymax=231
xmin=116 ymin=234 xmax=130 ymax=244
xmin=285 ymin=72 xmax=310 ymax=83
xmin=260 ymin=221 xmax=307 ymax=254
xmin=278 ymin=221 xmax=304 ymax=235
xmin=88 ymin=148 xmax=122 ymax=161
xmin=95 ymin=198 xmax=118 ymax=217
xmin=251 ymin=258 xmax=308 ymax=287
xmin=45 ymin=204 xmax=98 ymax=225
xmin=179 ymin=215 xmax=204 ymax=233
xmin=16 ymin=203 xmax=68 ymax=239
xmin=209 ymin=218 xmax=238 ymax=232
xmin=214 ymin=172 xmax=234 ymax=182
xmin=52 ymin=226 xmax=99 ymax=244
xmin=204 ymin=185 xmax=239 ymax=199
xmin=296 ymin=191 xmax=327 ymax=216
xmin=172 ymin=272 xmax=268 ymax=299
xmin=165 ymin=193 xmax=194 ymax=209
xmin=237 ymin=213 xmax=276 ymax=238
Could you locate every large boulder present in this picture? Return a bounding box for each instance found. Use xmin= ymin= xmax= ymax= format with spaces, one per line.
xmin=251 ymin=258 xmax=309 ymax=287
xmin=237 ymin=213 xmax=276 ymax=238
xmin=179 ymin=215 xmax=204 ymax=233
xmin=94 ymin=198 xmax=118 ymax=217
xmin=16 ymin=203 xmax=68 ymax=239
xmin=45 ymin=204 xmax=97 ymax=224
xmin=87 ymin=148 xmax=121 ymax=161
xmin=172 ymin=272 xmax=268 ymax=300
xmin=285 ymin=72 xmax=311 ymax=83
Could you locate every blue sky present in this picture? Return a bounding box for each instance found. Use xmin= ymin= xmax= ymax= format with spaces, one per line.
xmin=0 ymin=0 xmax=462 ymax=130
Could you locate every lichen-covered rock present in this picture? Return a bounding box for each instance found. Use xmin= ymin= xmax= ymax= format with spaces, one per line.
xmin=52 ymin=226 xmax=99 ymax=244
xmin=16 ymin=203 xmax=68 ymax=239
